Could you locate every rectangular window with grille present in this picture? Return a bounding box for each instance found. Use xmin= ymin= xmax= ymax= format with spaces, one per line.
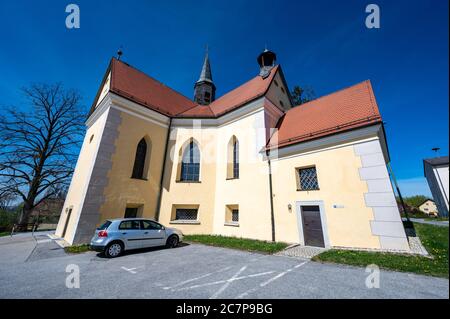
xmin=297 ymin=166 xmax=319 ymax=191
xmin=175 ymin=208 xmax=198 ymax=221
xmin=225 ymin=205 xmax=239 ymax=225
xmin=232 ymin=209 xmax=239 ymax=222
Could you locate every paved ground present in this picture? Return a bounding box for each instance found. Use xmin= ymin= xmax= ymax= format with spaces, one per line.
xmin=275 ymin=244 xmax=327 ymax=259
xmin=408 ymin=218 xmax=449 ymax=227
xmin=0 ymin=232 xmax=448 ymax=299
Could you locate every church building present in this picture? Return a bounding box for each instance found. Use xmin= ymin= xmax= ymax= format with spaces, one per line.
xmin=55 ymin=49 xmax=410 ymax=252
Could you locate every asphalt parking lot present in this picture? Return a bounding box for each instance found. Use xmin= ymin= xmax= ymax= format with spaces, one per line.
xmin=0 ymin=232 xmax=448 ymax=299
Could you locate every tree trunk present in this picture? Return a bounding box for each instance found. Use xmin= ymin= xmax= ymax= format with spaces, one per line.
xmin=18 ymin=201 xmax=33 ymax=224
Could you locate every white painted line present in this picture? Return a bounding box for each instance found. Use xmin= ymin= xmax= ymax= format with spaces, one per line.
xmin=175 ymin=270 xmax=274 ymax=292
xmin=121 ymin=266 xmax=138 ymax=274
xmin=260 ymin=261 xmax=307 ymax=287
xmin=210 ymin=266 xmax=247 ymax=299
xmin=236 ymin=261 xmax=308 ymax=299
xmin=163 ymin=266 xmax=232 ymax=290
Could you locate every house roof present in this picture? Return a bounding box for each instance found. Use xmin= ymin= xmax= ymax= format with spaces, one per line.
xmin=419 ymin=198 xmax=435 ymax=206
xmin=178 ymin=65 xmax=279 ymax=118
xmin=108 ymin=58 xmax=197 ymax=116
xmin=423 ymin=156 xmax=449 ymax=167
xmin=267 ymin=80 xmax=383 ymax=149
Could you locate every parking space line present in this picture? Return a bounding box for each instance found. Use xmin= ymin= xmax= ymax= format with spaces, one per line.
xmin=236 ymin=261 xmax=308 ymax=298
xmin=163 ymin=266 xmax=232 ymax=290
xmin=210 ymin=266 xmax=247 ymax=299
xmin=174 ymin=270 xmax=275 ymax=292
xmin=121 ymin=266 xmax=141 ymax=274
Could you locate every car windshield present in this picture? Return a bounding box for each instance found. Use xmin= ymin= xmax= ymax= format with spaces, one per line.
xmin=97 ymin=220 xmax=112 ymax=230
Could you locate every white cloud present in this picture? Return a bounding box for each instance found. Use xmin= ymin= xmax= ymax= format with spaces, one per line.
xmin=397 ymin=177 xmax=432 ymax=197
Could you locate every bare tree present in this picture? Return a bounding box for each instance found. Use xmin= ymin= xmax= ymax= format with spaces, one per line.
xmin=0 ymin=83 xmax=85 ymax=224
xmin=0 ymin=191 xmax=15 ymax=211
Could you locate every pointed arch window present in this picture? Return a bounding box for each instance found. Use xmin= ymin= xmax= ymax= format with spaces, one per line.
xmin=180 ymin=141 xmax=200 ymax=181
xmin=131 ymin=138 xmax=147 ymax=179
xmin=233 ymin=139 xmax=239 ymax=179
xmin=227 ymin=136 xmax=239 ymax=179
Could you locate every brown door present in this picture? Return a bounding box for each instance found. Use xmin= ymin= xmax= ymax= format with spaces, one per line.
xmin=301 ymin=205 xmax=325 ymax=247
xmin=61 ymin=208 xmax=72 ymax=238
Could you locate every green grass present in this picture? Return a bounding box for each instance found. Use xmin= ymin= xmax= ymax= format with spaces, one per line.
xmin=184 ymin=234 xmax=288 ymax=254
xmin=423 ymin=217 xmax=449 ymax=221
xmin=312 ymin=223 xmax=449 ymax=278
xmin=0 ymin=232 xmax=10 ymax=237
xmin=64 ymin=244 xmax=92 ymax=254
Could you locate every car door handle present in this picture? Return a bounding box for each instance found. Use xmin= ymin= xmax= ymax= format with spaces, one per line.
xmin=144 ymin=232 xmax=149 ymax=234
xmin=122 ymin=232 xmax=127 ymax=235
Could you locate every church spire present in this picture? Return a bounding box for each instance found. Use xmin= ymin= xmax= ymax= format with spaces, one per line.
xmin=194 ymin=47 xmax=216 ymax=105
xmin=198 ymin=47 xmax=213 ymax=83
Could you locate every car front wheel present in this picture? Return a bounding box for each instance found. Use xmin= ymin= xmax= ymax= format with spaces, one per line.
xmin=105 ymin=242 xmax=123 ymax=258
xmin=166 ymin=235 xmax=179 ymax=248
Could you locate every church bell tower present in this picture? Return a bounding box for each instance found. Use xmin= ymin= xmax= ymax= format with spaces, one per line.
xmin=194 ymin=49 xmax=216 ymax=105
xmin=257 ymin=48 xmax=277 ymax=78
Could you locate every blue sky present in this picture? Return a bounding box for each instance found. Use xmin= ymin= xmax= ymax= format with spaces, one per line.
xmin=0 ymin=0 xmax=448 ymax=196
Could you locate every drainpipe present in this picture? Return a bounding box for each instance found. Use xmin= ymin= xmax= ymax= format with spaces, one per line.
xmin=155 ymin=117 xmax=172 ymax=221
xmin=266 ymin=150 xmax=276 ymax=242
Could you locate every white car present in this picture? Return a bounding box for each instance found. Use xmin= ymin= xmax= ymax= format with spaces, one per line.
xmin=90 ymin=218 xmax=183 ymax=258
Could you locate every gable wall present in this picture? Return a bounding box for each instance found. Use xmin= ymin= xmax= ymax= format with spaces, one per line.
xmin=265 ymin=71 xmax=291 ymax=111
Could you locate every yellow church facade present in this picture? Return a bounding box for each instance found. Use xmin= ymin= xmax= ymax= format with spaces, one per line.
xmin=55 ymin=50 xmax=410 ymax=252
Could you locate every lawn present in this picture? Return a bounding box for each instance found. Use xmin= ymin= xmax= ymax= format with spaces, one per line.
xmin=64 ymin=244 xmax=92 ymax=254
xmin=184 ymin=234 xmax=289 ymax=254
xmin=312 ymin=223 xmax=449 ymax=278
xmin=422 ymin=217 xmax=449 ymax=222
xmin=0 ymin=232 xmax=10 ymax=237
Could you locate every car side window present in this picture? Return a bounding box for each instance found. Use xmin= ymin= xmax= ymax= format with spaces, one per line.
xmin=141 ymin=220 xmax=163 ymax=230
xmin=119 ymin=220 xmax=141 ymax=230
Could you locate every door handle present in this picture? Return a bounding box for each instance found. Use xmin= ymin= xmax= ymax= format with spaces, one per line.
xmin=122 ymin=232 xmax=127 ymax=235
xmin=144 ymin=232 xmax=149 ymax=234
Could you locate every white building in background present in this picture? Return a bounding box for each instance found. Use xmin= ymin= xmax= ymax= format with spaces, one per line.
xmin=418 ymin=199 xmax=438 ymax=216
xmin=423 ymin=156 xmax=449 ymax=217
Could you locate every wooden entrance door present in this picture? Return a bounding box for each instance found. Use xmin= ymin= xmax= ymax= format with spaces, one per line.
xmin=300 ymin=205 xmax=325 ymax=247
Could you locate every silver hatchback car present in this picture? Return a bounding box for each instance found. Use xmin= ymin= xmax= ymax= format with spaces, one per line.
xmin=90 ymin=218 xmax=183 ymax=258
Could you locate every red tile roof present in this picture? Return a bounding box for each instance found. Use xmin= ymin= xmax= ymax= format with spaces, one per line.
xmin=109 ymin=58 xmax=196 ymax=116
xmin=95 ymin=59 xmax=383 ymax=150
xmin=177 ymin=66 xmax=279 ymax=118
xmin=267 ymin=80 xmax=382 ymax=149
